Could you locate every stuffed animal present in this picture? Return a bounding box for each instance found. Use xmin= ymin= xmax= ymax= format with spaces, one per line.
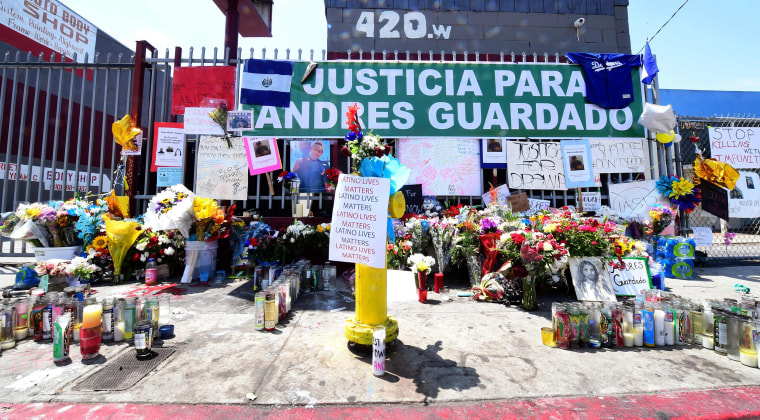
xmin=422 ymin=196 xmax=442 ymax=217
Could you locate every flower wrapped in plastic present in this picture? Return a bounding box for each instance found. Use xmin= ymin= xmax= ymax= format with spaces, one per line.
xmin=104 ymin=215 xmax=142 ymax=281
xmin=646 ymin=205 xmax=675 ymax=237
xmin=192 ymin=196 xmax=223 ymax=241
xmin=430 ymin=217 xmax=459 ymax=273
xmin=143 ymin=184 xmax=195 ymax=239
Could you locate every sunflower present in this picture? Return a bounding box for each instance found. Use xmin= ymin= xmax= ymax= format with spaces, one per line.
xmin=92 ymin=235 xmax=108 ymax=250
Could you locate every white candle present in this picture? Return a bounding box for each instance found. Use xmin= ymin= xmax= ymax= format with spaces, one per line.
xmin=634 ymin=327 xmax=643 ymax=346
xmin=73 ymin=326 xmax=80 ymax=343
xmin=623 ymin=332 xmax=634 ymax=347
xmin=702 ymin=334 xmax=714 ymax=349
xmin=740 ymin=350 xmax=758 ymax=368
xmin=655 ymin=309 xmax=665 ymax=346
xmin=665 ymin=320 xmax=675 ymax=345
xmin=114 ymin=320 xmax=125 ymax=342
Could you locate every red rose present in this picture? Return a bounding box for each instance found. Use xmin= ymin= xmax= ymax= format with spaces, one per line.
xmin=510 ymin=233 xmax=526 ymax=245
xmin=132 ymin=254 xmax=140 ymax=261
xmin=374 ymin=147 xmax=384 ymax=157
xmin=341 ymin=146 xmax=351 ymax=157
xmin=383 ymin=144 xmax=392 ymax=155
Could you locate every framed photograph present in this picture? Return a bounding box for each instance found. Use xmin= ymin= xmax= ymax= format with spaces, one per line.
xmin=568 ymin=256 xmax=617 ymax=301
xmin=289 ymin=140 xmax=332 ymax=193
xmin=227 ymin=110 xmax=254 ymax=131
xmin=481 ymin=138 xmax=507 ymax=168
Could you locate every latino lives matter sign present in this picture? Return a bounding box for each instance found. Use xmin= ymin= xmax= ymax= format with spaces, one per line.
xmin=329 ymin=174 xmax=390 ymax=269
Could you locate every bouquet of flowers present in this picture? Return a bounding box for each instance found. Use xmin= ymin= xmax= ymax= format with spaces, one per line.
xmin=277 ymin=170 xmax=298 ymax=193
xmin=404 ymin=216 xmax=431 ymax=254
xmin=123 ymin=228 xmax=185 ymax=278
xmin=73 ymin=195 xmax=108 ymax=246
xmin=450 ymin=207 xmax=482 ymax=268
xmin=34 ymin=259 xmax=69 ymax=277
xmin=386 ymin=237 xmax=413 ymax=270
xmin=85 ymin=236 xmax=114 ymax=278
xmin=544 ymin=209 xmax=619 ymax=258
xmin=192 ymin=196 xmax=226 ymax=241
xmin=103 ymin=216 xmax=142 ymax=282
xmin=4 ymin=201 xmax=82 ymax=247
xmin=407 ymin=253 xmax=435 ymax=288
xmin=429 ymin=217 xmax=459 ymax=273
xmin=143 ymin=184 xmax=195 ymax=239
xmin=656 ymin=175 xmax=702 ymax=213
xmin=646 ymin=204 xmax=675 ymax=237
xmin=324 ymin=168 xmax=341 ymax=193
xmin=64 ymin=256 xmax=101 ymax=281
xmin=340 ymin=103 xmax=392 ymax=174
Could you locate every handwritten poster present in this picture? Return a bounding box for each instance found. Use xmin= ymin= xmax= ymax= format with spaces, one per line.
xmin=481 ymin=138 xmax=507 ymax=168
xmin=604 ymin=257 xmax=652 ymax=297
xmin=608 ymin=180 xmax=670 ymax=220
xmin=195 ymin=136 xmax=248 ymax=200
xmin=184 ymin=107 xmax=225 ymax=135
xmin=691 ymin=227 xmax=713 ymax=247
xmin=589 ymin=138 xmax=649 ymax=174
xmin=527 ymin=198 xmax=551 ymax=214
xmin=243 ymin=137 xmax=282 ymax=176
xmin=506 ymin=192 xmax=530 ymax=212
xmin=171 ymin=66 xmax=236 ymax=115
xmin=728 ymin=171 xmax=760 ymax=218
xmin=506 ymin=141 xmax=565 ymax=190
xmin=398 ymin=138 xmax=481 ymax=196
xmin=151 ymin=122 xmax=184 ymax=171
xmin=561 ymin=140 xmax=596 ymax=188
xmin=700 ymin=180 xmax=729 ymax=220
xmin=400 ymin=184 xmax=423 ymax=215
xmin=329 ymin=175 xmax=390 ymax=269
xmin=709 ymin=126 xmax=760 ymax=168
xmin=581 ymin=191 xmax=601 ymax=212
xmin=482 ymin=184 xmax=511 ymax=206
xmin=157 ymin=167 xmax=183 ymax=187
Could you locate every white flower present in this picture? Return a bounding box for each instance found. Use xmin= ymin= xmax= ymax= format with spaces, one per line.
xmin=143 ymin=252 xmax=149 ymax=258
xmin=140 ymin=255 xmax=147 ymax=262
xmin=543 ymin=242 xmax=553 ymax=251
xmin=158 ymin=258 xmax=163 ymax=263
xmin=136 ymin=242 xmax=147 ymax=251
xmin=165 ymin=247 xmax=175 ymax=256
xmin=290 ymin=238 xmax=295 ymax=243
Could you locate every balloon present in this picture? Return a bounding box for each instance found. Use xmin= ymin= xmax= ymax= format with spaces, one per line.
xmin=656 ymin=130 xmax=675 ymax=144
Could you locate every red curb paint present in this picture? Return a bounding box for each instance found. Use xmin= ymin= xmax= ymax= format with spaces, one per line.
xmin=5 ymin=386 xmax=760 ymax=419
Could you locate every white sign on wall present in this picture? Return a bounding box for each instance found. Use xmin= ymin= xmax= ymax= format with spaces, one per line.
xmin=608 ymin=180 xmax=670 ymax=221
xmin=604 ymin=257 xmax=652 ymax=297
xmin=589 ymin=138 xmax=650 ymax=175
xmin=329 ymin=175 xmax=390 ymax=269
xmin=0 ymin=0 xmax=97 ymax=62
xmin=728 ymin=171 xmax=760 ymax=218
xmin=709 ymin=126 xmax=760 ymax=168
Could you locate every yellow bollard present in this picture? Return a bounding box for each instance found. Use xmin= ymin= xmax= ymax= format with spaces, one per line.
xmin=345 ymin=263 xmax=398 ymax=345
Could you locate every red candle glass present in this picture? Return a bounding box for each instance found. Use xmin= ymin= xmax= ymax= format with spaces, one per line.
xmin=80 ymin=324 xmax=102 ymax=360
xmin=417 ymin=271 xmax=427 ymax=303
xmin=434 ymin=273 xmax=444 ymax=293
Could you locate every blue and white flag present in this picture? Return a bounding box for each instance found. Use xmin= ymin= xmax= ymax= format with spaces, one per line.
xmin=240 ymin=59 xmax=293 ymax=108
xmin=641 ymin=41 xmax=659 ymax=85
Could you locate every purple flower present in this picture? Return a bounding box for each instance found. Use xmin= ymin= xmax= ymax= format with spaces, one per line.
xmin=480 ymin=217 xmax=498 ymax=233
xmin=38 ymin=207 xmax=57 ymax=223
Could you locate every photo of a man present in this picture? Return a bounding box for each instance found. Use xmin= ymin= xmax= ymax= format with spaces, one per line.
xmin=570 ymin=155 xmax=585 ymax=171
xmin=254 ymin=140 xmax=272 ymax=158
xmin=487 ymin=139 xmax=503 ymax=152
xmin=291 ymin=140 xmax=331 ymax=193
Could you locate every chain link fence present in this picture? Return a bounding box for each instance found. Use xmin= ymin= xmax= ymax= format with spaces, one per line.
xmin=677 ymin=116 xmax=760 ymax=262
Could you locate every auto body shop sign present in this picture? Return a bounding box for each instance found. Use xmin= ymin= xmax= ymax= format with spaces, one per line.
xmin=244 ymin=61 xmax=645 ymax=138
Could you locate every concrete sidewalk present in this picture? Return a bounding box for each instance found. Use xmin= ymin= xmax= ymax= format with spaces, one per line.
xmin=0 ymin=262 xmax=760 ymax=416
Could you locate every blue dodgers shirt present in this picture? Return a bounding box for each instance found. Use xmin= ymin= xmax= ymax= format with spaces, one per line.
xmin=566 ymin=52 xmax=641 ymax=109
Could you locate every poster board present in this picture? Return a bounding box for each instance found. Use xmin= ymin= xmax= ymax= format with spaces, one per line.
xmin=482 ymin=184 xmax=510 ymax=206
xmin=569 ymin=257 xmax=617 ymax=302
xmin=151 ymin=122 xmax=185 ymax=171
xmin=506 ymin=193 xmax=530 ymax=212
xmin=157 ymin=167 xmax=183 ymax=187
xmin=700 ymin=180 xmax=729 ymax=220
xmin=195 ymin=136 xmax=248 ymax=200
xmin=589 ymin=138 xmax=649 ymax=175
xmin=506 ymin=141 xmax=565 ymax=190
xmin=561 ymin=140 xmax=596 ymax=188
xmin=603 ymin=257 xmax=652 ymax=297
xmin=400 ymin=184 xmax=424 ymax=215
xmin=728 ymin=172 xmax=760 ymax=218
xmin=708 ymin=126 xmax=760 ymax=168
xmin=527 ymin=198 xmax=551 ymax=214
xmin=581 ymin=191 xmax=601 ymax=212
xmin=171 ymin=66 xmax=236 ymax=115
xmin=691 ymin=227 xmax=713 ymax=246
xmin=329 ymin=175 xmax=390 ymax=269
xmin=608 ymin=180 xmax=670 ymax=221
xmin=243 ymin=137 xmax=282 ymax=176
xmin=184 ymin=107 xmax=225 ymax=135
xmin=398 ymin=138 xmax=482 ymax=196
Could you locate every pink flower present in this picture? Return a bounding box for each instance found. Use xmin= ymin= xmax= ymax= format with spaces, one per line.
xmin=591 ymin=241 xmax=598 ymax=245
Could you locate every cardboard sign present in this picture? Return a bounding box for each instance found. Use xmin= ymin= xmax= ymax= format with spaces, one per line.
xmin=691 ymin=227 xmax=713 ymax=247
xmin=728 ymin=172 xmax=760 ymax=218
xmin=506 ymin=193 xmax=529 ymax=212
xmin=561 ymin=140 xmax=596 ymax=188
xmin=589 ymin=138 xmax=649 ymax=174
xmin=581 ymin=191 xmax=601 ymax=212
xmin=507 ymin=141 xmax=565 ymax=190
xmin=708 ymin=126 xmax=760 ymax=169
xmin=151 ymin=122 xmax=185 ymax=171
xmin=243 ymin=137 xmax=282 ymax=176
xmin=700 ymin=180 xmax=729 ymax=220
xmin=184 ymin=107 xmax=225 ymax=135
xmin=400 ymin=184 xmax=424 ymax=215
xmin=608 ymin=180 xmax=670 ymax=221
xmin=329 ymin=175 xmax=390 ymax=269
xmin=171 ymin=66 xmax=236 ymax=115
xmin=482 ymin=184 xmax=511 ymax=206
xmin=195 ymin=136 xmax=248 ymax=200
xmin=604 ymin=257 xmax=652 ymax=297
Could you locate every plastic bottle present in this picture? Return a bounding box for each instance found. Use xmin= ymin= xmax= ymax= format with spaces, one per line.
xmin=145 ymin=258 xmax=158 ymax=286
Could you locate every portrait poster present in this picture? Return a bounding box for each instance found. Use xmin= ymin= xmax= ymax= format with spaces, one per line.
xmin=152 ymin=122 xmax=185 ymax=171
xmin=289 ymin=140 xmax=332 ymax=193
xmin=195 ymin=136 xmax=248 ymax=200
xmin=569 ymin=256 xmax=617 ymax=302
xmin=481 ymin=138 xmax=507 ymax=168
xmin=561 ymin=140 xmax=596 ymax=188
xmin=243 ymin=137 xmax=282 ymax=176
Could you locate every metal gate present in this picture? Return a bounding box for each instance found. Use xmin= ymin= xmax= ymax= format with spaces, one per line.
xmin=677 ymin=116 xmax=760 ymax=261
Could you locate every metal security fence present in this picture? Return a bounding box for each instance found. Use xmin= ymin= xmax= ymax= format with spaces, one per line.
xmin=0 ymin=50 xmax=134 ymax=256
xmin=677 ymin=116 xmax=760 ymax=261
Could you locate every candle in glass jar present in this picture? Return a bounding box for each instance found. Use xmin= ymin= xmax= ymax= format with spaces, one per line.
xmin=702 ymin=334 xmax=714 ymax=349
xmin=664 ymin=310 xmax=675 ymax=345
xmin=634 ymin=327 xmax=644 ymax=346
xmin=655 ymin=308 xmax=666 ymax=346
xmin=740 ymin=349 xmax=758 ymax=368
xmin=114 ymin=320 xmax=125 ymax=342
xmin=623 ymin=332 xmax=634 ymax=347
xmin=81 ymin=305 xmax=102 ymax=329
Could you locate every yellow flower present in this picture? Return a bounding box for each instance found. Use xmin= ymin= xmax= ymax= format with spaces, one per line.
xmin=26 ymin=207 xmax=41 ymax=218
xmin=416 ymin=262 xmax=429 ymax=272
xmin=325 ymin=224 xmax=330 ymax=231
xmin=316 ymin=225 xmax=324 ymax=233
xmin=92 ymin=236 xmax=108 ymax=250
xmin=193 ymin=197 xmax=219 ymax=220
xmin=543 ymin=223 xmax=557 ymax=233
xmin=669 ymin=178 xmax=695 ymax=199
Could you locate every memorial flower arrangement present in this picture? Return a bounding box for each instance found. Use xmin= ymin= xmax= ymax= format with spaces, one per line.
xmin=404 ymin=216 xmax=431 ymax=254
xmin=656 ymin=175 xmax=702 ymax=213
xmin=544 ymin=209 xmax=619 ymax=258
xmin=386 ymin=237 xmax=413 ymax=270
xmin=340 ymin=103 xmax=392 ymax=174
xmin=103 ymin=216 xmax=142 ymax=282
xmin=73 ymin=195 xmax=109 ymax=246
xmin=277 ymin=170 xmax=298 ymax=192
xmin=429 ymin=217 xmax=459 ymax=273
xmin=64 ymin=255 xmax=101 ymax=281
xmin=123 ymin=228 xmax=185 ymax=277
xmin=646 ymin=204 xmax=676 ymax=237
xmin=2 ymin=200 xmax=82 ymax=247
xmin=143 ymin=184 xmax=195 ymax=239
xmin=192 ymin=196 xmax=226 ymax=241
xmin=324 ymin=168 xmax=342 ymax=193
xmin=34 ymin=260 xmax=69 ymax=277
xmin=407 ymin=253 xmax=435 ymax=288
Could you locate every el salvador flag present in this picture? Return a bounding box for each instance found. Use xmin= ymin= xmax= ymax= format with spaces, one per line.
xmin=641 ymin=41 xmax=659 ymax=85
xmin=240 ymin=59 xmax=293 ymax=108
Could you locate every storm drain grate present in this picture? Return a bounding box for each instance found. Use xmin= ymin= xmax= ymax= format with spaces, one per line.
xmin=74 ymin=347 xmax=176 ymax=391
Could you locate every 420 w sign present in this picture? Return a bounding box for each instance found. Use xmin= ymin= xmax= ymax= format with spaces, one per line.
xmin=244 ymin=61 xmax=645 ymax=139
